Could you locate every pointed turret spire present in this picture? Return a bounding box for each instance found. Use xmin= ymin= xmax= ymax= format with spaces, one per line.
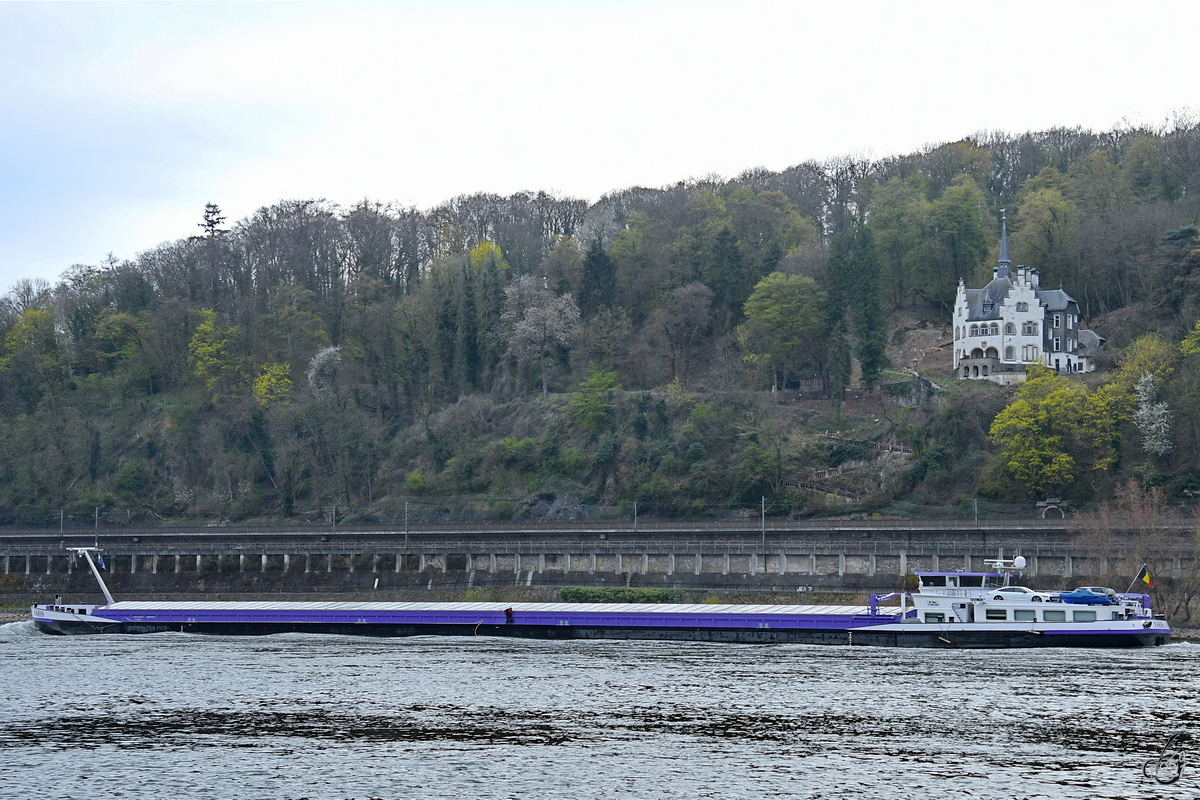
xmin=999 ymin=209 xmax=1010 ymax=267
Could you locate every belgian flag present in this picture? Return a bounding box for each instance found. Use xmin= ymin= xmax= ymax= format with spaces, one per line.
xmin=1136 ymin=565 xmax=1154 ymax=589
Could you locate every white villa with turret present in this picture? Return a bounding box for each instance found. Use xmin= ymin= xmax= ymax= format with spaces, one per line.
xmin=952 ymin=219 xmax=1103 ymax=384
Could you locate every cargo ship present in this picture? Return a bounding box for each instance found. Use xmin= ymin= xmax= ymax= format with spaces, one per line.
xmin=30 ymin=548 xmax=1170 ymax=647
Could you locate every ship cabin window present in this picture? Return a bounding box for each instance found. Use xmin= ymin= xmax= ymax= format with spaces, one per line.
xmin=958 ymin=576 xmax=984 ymax=587
xmin=985 ymin=609 xmax=1008 ymax=621
xmin=984 ymin=576 xmax=1005 ymax=589
xmin=920 ymin=575 xmax=947 ymax=587
xmin=1014 ymin=610 xmax=1036 ymax=622
xmin=1072 ymin=610 xmax=1097 ymax=623
xmin=1043 ymin=610 xmax=1066 ymax=622
xmin=924 ymin=613 xmax=946 ymax=623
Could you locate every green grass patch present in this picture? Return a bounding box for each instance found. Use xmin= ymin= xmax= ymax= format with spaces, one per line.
xmin=559 ymin=587 xmax=684 ymax=604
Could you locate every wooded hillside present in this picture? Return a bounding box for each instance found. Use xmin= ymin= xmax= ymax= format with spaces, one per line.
xmin=3 ymin=119 xmax=1200 ymax=525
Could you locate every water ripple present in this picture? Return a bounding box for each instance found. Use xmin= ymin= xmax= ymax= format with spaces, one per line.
xmin=1 ymin=633 xmax=1198 ymax=798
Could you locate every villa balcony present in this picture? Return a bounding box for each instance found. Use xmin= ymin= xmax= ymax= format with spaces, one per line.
xmin=958 ymin=356 xmax=1026 ymax=383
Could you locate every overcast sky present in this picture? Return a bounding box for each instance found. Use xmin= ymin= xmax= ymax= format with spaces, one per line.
xmin=0 ymin=0 xmax=1196 ymax=291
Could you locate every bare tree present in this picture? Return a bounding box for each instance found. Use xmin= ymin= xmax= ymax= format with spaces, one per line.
xmin=1073 ymin=479 xmax=1200 ymax=621
xmin=500 ymin=275 xmax=580 ymax=397
xmin=0 ymin=277 xmax=52 ymax=324
xmin=647 ymin=282 xmax=713 ymax=385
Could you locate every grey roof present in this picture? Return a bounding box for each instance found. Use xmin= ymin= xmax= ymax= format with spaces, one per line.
xmin=963 ymin=274 xmax=1013 ymax=320
xmin=1078 ymin=329 xmax=1105 ymax=356
xmin=1035 ymin=288 xmax=1075 ymax=311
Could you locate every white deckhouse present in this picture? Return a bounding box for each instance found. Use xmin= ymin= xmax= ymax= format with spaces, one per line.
xmin=952 ymin=220 xmax=1103 ymax=384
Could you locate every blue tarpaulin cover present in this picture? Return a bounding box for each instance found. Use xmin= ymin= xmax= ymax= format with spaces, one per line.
xmin=1059 ymin=589 xmax=1118 ymax=605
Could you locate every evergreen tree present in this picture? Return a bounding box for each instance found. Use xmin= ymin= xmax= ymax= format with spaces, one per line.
xmin=825 ymin=318 xmax=852 ymax=414
xmin=850 ymin=225 xmax=888 ymax=387
xmin=825 ymin=222 xmax=889 ymax=389
xmin=454 ymin=263 xmax=480 ymax=391
xmin=703 ymin=227 xmax=749 ymax=323
xmin=579 ymin=240 xmax=616 ymax=318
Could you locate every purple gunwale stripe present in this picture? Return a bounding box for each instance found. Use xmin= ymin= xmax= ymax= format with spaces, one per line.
xmin=1041 ymin=627 xmax=1169 ymax=636
xmin=91 ymin=608 xmax=902 ymax=629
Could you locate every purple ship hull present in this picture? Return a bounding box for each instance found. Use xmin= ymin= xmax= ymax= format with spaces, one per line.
xmin=30 ymin=600 xmax=1170 ymax=647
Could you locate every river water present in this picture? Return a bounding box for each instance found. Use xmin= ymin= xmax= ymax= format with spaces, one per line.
xmin=1 ymin=621 xmax=1198 ymax=799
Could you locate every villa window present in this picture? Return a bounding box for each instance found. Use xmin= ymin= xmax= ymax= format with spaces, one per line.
xmin=969 ymin=325 xmax=979 ymax=336
xmin=954 ymin=327 xmax=960 ymax=340
xmin=1054 ymin=337 xmax=1061 ymax=351
xmin=1022 ymin=322 xmax=1038 ymax=336
xmin=1004 ymin=323 xmax=1015 ymax=335
xmin=1005 ymin=346 xmax=1015 ymax=361
xmin=989 ymin=323 xmax=999 ymax=335
xmin=1053 ymin=314 xmax=1061 ymax=328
